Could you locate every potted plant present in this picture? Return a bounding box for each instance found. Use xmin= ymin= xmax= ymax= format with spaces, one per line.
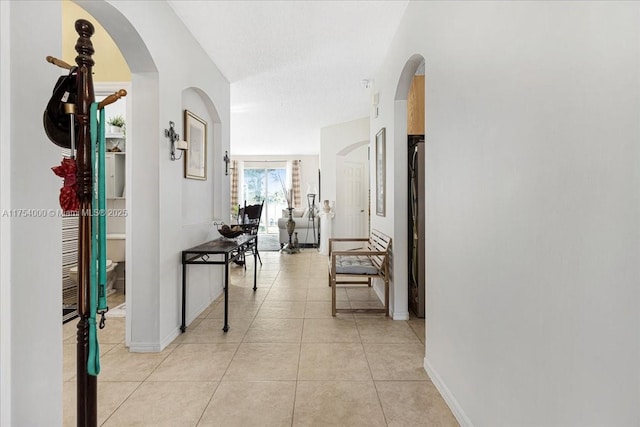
xmin=107 ymin=115 xmax=126 ymax=135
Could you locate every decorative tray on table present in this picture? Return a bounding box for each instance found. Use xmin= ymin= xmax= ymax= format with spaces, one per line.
xmin=217 ymin=224 xmax=244 ymax=239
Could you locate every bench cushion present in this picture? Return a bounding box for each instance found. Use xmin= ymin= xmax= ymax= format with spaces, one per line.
xmin=335 ymin=255 xmax=379 ymax=275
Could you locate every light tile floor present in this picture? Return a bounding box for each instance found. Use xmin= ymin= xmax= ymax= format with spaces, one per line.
xmin=63 ymin=250 xmax=458 ymax=426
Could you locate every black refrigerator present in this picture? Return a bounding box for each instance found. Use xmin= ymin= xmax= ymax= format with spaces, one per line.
xmin=408 ymin=135 xmax=425 ymax=318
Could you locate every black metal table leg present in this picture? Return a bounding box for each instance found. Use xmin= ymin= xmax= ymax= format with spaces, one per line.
xmin=181 ymin=258 xmax=186 ymax=332
xmin=223 ymin=252 xmax=230 ymax=332
xmin=253 ymin=242 xmax=258 ymax=291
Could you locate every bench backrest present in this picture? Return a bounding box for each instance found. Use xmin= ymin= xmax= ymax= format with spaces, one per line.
xmin=366 ymin=229 xmax=392 ymax=271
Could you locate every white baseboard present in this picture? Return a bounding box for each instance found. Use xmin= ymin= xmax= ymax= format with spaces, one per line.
xmin=393 ymin=310 xmax=409 ymax=320
xmin=128 ymin=341 xmax=163 ymax=353
xmin=160 ymin=327 xmax=181 ymax=350
xmin=128 ymin=327 xmax=181 ymax=353
xmin=372 ymin=281 xmax=409 ymax=320
xmin=424 ymin=357 xmax=473 ymax=427
xmin=129 ymin=290 xmax=219 ymax=353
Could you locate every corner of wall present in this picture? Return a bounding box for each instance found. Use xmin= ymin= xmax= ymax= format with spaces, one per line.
xmin=424 ymin=358 xmax=473 ymax=427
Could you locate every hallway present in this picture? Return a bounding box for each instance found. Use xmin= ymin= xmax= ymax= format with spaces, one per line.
xmin=63 ymin=250 xmax=457 ymax=426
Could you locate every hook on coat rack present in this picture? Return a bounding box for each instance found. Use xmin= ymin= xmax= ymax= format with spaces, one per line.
xmin=98 ymin=89 xmax=127 ymax=110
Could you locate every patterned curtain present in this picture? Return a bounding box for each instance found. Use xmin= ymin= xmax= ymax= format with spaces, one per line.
xmin=230 ymin=160 xmax=238 ymax=217
xmin=292 ymin=160 xmax=301 ymax=208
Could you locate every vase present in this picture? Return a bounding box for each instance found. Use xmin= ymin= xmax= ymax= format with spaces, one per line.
xmin=286 ymin=207 xmax=296 ymax=247
xmin=293 ymin=232 xmax=299 ymax=248
xmin=109 ymin=125 xmax=124 ymax=134
xmin=323 ymin=200 xmax=330 ymax=213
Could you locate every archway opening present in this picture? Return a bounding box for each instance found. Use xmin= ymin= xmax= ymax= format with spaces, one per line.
xmin=69 ymin=0 xmax=159 ymax=347
xmin=393 ymin=54 xmax=425 ymax=322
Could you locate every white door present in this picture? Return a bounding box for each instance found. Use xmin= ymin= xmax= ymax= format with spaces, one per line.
xmin=340 ymin=161 xmax=367 ymax=237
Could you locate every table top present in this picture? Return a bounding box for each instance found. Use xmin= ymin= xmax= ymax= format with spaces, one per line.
xmin=182 ymin=234 xmax=257 ymax=255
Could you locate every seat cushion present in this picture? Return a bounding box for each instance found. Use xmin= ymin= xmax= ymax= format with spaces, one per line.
xmin=334 ymin=255 xmax=379 ymax=275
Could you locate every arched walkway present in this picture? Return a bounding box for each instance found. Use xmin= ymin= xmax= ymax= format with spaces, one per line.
xmin=391 ymin=54 xmax=425 ymax=320
xmin=74 ymin=0 xmax=159 ymax=347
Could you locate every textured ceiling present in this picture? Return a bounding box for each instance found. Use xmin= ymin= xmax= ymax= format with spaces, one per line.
xmin=168 ymin=0 xmax=409 ymax=155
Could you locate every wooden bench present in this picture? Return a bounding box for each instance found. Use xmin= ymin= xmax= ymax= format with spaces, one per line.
xmin=328 ymin=229 xmax=391 ymax=316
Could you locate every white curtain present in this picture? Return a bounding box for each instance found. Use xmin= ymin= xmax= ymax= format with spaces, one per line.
xmin=291 ymin=160 xmax=301 ymax=208
xmin=286 ymin=161 xmax=293 ymax=190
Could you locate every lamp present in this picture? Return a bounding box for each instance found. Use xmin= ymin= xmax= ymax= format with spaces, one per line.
xmin=164 ymin=121 xmax=188 ymax=161
xmin=223 ymin=151 xmax=230 ymax=176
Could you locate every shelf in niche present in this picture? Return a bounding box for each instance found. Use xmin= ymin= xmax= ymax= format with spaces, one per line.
xmin=106 ymin=133 xmax=125 ymax=139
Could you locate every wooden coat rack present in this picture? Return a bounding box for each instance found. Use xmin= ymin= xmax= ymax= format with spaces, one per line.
xmin=75 ymin=18 xmax=97 ymax=427
xmin=49 ymin=19 xmax=126 ymax=426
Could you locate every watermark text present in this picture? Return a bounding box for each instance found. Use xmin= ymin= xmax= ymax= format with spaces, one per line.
xmin=1 ymin=208 xmax=128 ymax=218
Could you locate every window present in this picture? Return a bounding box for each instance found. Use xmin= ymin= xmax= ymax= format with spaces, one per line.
xmin=242 ymin=163 xmax=287 ymax=234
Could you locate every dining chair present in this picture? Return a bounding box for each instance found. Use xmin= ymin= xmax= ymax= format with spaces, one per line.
xmin=237 ymin=200 xmax=264 ymax=267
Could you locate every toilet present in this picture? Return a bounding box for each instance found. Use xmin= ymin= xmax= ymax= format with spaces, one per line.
xmin=68 ymin=260 xmax=119 ymax=296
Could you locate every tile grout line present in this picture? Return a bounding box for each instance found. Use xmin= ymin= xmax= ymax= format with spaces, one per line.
xmin=98 ymin=324 xmax=179 ymax=425
xmin=291 ymin=316 xmax=306 ymax=427
xmin=195 ymin=261 xmax=273 ymax=426
xmin=356 ymin=314 xmax=390 ymax=426
xmin=99 ymin=380 xmax=143 ymax=426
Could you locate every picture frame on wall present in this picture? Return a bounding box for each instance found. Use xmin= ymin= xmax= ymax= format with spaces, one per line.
xmin=184 ymin=110 xmax=207 ymax=180
xmin=375 ymin=127 xmax=386 ymax=216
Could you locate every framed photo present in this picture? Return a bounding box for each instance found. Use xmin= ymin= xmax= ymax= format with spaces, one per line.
xmin=184 ymin=110 xmax=207 ymax=180
xmin=375 ymin=128 xmax=386 ymax=216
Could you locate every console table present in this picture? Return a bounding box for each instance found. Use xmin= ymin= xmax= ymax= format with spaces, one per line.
xmin=181 ymin=234 xmax=257 ymax=333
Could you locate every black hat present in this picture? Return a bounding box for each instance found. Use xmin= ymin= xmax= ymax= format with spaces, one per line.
xmin=43 ymin=67 xmax=78 ymax=149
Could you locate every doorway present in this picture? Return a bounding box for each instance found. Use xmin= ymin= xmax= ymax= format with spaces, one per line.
xmin=407 ymin=69 xmax=425 ymax=318
xmin=341 ymin=161 xmax=367 ymax=236
xmin=66 ymin=0 xmax=159 ymax=353
xmin=60 ymin=83 xmax=131 ymax=326
xmin=61 ymin=2 xmax=134 ymax=342
xmin=391 ymin=54 xmax=425 ymax=320
xmin=408 ymin=135 xmax=425 ymax=317
xmin=336 ymin=141 xmax=370 ymax=241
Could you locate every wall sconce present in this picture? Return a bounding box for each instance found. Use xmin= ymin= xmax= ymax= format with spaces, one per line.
xmin=164 ymin=121 xmax=188 ymax=161
xmin=223 ymin=150 xmax=230 ymax=176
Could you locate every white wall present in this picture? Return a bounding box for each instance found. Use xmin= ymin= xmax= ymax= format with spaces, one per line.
xmin=76 ymin=0 xmax=231 ymax=351
xmin=0 ymin=2 xmax=11 ymax=423
xmin=3 ymin=2 xmax=64 ymax=424
xmin=320 ymin=117 xmax=370 ymax=238
xmin=178 ymin=88 xmax=225 ymax=333
xmin=372 ymin=2 xmax=640 ymax=426
xmin=4 ymin=0 xmax=231 ymax=424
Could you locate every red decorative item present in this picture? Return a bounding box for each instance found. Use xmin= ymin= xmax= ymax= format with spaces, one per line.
xmin=52 ymin=157 xmax=80 ymax=213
